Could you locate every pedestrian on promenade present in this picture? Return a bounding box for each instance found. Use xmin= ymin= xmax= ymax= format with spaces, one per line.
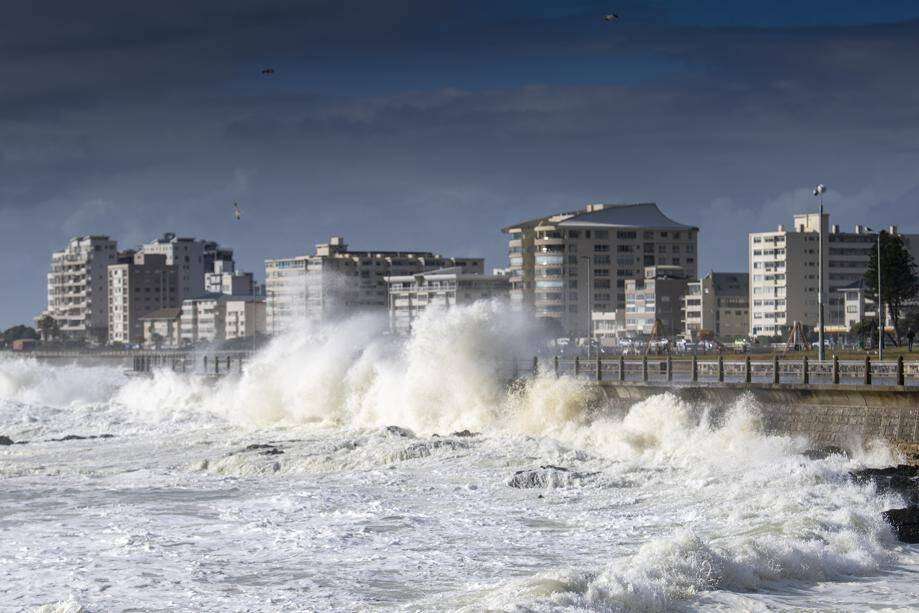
xmin=908 ymin=328 xmax=915 ymax=352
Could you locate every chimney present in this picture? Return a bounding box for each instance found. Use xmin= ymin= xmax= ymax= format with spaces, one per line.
xmin=777 ymin=224 xmax=785 ymax=232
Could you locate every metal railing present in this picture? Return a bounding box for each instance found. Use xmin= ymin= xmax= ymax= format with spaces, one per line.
xmin=513 ymin=355 xmax=919 ymax=387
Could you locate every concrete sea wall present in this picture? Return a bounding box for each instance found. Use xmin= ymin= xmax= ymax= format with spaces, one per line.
xmin=598 ymin=382 xmax=919 ymax=461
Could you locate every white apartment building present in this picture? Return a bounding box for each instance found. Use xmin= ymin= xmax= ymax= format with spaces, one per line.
xmin=180 ymin=296 xmax=226 ymax=345
xmin=683 ymin=272 xmax=749 ymax=340
xmin=265 ymin=236 xmax=483 ymax=334
xmin=225 ymin=298 xmax=267 ymax=340
xmin=502 ymin=203 xmax=698 ymax=337
xmin=38 ymin=235 xmax=120 ymax=342
xmin=107 ymin=252 xmax=177 ymax=345
xmin=749 ymin=213 xmax=919 ymax=337
xmin=141 ymin=233 xmax=234 ymax=302
xmin=205 ymin=260 xmax=255 ymax=296
xmin=384 ymin=267 xmax=510 ymax=333
xmin=623 ymin=265 xmax=690 ymax=336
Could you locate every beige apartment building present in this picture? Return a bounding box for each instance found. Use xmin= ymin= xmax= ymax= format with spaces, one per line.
xmin=385 ymin=267 xmax=509 ymax=334
xmin=180 ymin=296 xmax=225 ymax=344
xmin=502 ymin=203 xmax=699 ymax=337
xmin=623 ymin=265 xmax=690 ymax=336
xmin=107 ymin=252 xmax=177 ymax=345
xmin=38 ymin=235 xmax=120 ymax=342
xmin=225 ymin=298 xmax=267 ymax=340
xmin=749 ymin=213 xmax=919 ymax=337
xmin=265 ymin=236 xmax=483 ymax=333
xmin=683 ymin=272 xmax=749 ymax=340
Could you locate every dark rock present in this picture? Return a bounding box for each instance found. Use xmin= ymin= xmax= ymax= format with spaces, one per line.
xmin=883 ymin=508 xmax=919 ymax=543
xmin=398 ymin=439 xmax=469 ymax=461
xmin=451 ymin=429 xmax=480 ymax=438
xmin=851 ymin=465 xmax=919 ymax=508
xmin=242 ymin=443 xmax=284 ymax=456
xmin=0 ymin=435 xmax=13 ymax=446
xmin=48 ymin=433 xmax=115 ymax=442
xmin=803 ymin=446 xmax=849 ymax=460
xmin=507 ymin=465 xmax=596 ymax=489
xmin=384 ymin=426 xmax=415 ymax=438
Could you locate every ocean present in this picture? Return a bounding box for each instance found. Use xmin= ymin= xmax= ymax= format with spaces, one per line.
xmin=2 ymin=302 xmax=918 ymax=612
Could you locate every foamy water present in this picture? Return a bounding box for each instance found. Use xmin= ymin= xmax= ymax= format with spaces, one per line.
xmin=2 ymin=302 xmax=918 ymax=612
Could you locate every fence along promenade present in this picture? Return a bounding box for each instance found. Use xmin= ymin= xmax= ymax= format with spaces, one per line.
xmin=514 ymin=354 xmax=919 ymax=388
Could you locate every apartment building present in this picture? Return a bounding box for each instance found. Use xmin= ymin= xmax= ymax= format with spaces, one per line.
xmin=225 ymin=298 xmax=267 ymax=340
xmin=502 ymin=203 xmax=698 ymax=337
xmin=623 ymin=265 xmax=690 ymax=336
xmin=180 ymin=295 xmax=226 ymax=344
xmin=141 ymin=233 xmax=234 ymax=302
xmin=37 ymin=235 xmax=120 ymax=342
xmin=265 ymin=236 xmax=483 ymax=333
xmin=385 ymin=267 xmax=509 ymax=334
xmin=107 ymin=252 xmax=177 ymax=345
xmin=748 ymin=213 xmax=919 ymax=337
xmin=683 ymin=272 xmax=749 ymax=340
xmin=205 ymin=260 xmax=255 ymax=296
xmin=140 ymin=308 xmax=182 ymax=348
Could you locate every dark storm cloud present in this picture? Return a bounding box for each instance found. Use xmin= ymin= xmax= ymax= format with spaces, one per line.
xmin=3 ymin=1 xmax=919 ymax=325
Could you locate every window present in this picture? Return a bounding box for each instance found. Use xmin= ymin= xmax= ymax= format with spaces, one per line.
xmin=594 ymin=244 xmax=610 ymax=252
xmin=617 ymin=231 xmax=637 ymax=240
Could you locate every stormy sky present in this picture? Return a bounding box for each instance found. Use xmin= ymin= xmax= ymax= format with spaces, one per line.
xmin=3 ymin=1 xmax=919 ymax=327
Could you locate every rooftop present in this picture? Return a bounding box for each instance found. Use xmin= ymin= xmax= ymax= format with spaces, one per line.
xmin=503 ymin=203 xmax=696 ymax=232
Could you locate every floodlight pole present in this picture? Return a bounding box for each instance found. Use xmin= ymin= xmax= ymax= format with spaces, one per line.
xmin=817 ymin=197 xmax=825 ymax=361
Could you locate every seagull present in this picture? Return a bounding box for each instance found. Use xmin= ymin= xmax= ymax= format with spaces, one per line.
xmin=233 ymin=203 xmax=241 ymax=221
xmin=603 ymin=13 xmax=619 ymax=22
xmin=261 ymin=68 xmax=275 ymax=76
xmin=813 ymin=184 xmax=827 ymax=196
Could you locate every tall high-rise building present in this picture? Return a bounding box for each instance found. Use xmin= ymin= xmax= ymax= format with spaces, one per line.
xmin=748 ymin=213 xmax=919 ymax=337
xmin=37 ymin=235 xmax=120 ymax=342
xmin=502 ymin=203 xmax=699 ymax=337
xmin=205 ymin=260 xmax=255 ymax=296
xmin=265 ymin=236 xmax=483 ymax=334
xmin=107 ymin=252 xmax=177 ymax=345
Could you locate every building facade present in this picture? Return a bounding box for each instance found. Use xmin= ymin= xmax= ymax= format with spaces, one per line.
xmin=38 ymin=235 xmax=120 ymax=342
xmin=141 ymin=233 xmax=234 ymax=303
xmin=385 ymin=268 xmax=509 ymax=333
xmin=683 ymin=272 xmax=749 ymax=340
xmin=265 ymin=236 xmax=483 ymax=333
xmin=140 ymin=308 xmax=182 ymax=348
xmin=502 ymin=203 xmax=699 ymax=337
xmin=623 ymin=265 xmax=690 ymax=336
xmin=107 ymin=252 xmax=177 ymax=345
xmin=225 ymin=298 xmax=267 ymax=340
xmin=180 ymin=296 xmax=226 ymax=345
xmin=748 ymin=214 xmax=919 ymax=337
xmin=205 ymin=260 xmax=255 ymax=296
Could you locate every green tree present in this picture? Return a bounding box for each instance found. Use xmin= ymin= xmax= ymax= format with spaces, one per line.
xmin=1 ymin=325 xmax=39 ymax=343
xmin=864 ymin=232 xmax=919 ymax=341
xmin=36 ymin=315 xmax=60 ymax=342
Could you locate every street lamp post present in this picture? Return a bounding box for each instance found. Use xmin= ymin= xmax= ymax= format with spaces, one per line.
xmin=813 ymin=184 xmax=827 ymax=361
xmin=581 ymin=255 xmax=593 ymax=359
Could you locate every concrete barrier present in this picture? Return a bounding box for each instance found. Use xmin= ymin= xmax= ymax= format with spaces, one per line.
xmin=597 ymin=381 xmax=919 ymax=461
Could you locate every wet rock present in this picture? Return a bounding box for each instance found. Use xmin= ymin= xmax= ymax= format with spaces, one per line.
xmin=384 ymin=426 xmax=415 ymax=438
xmin=451 ymin=429 xmax=480 ymax=438
xmin=507 ymin=465 xmax=597 ymax=489
xmin=851 ymin=465 xmax=919 ymax=507
xmin=883 ymin=508 xmax=919 ymax=543
xmin=242 ymin=443 xmax=284 ymax=456
xmin=49 ymin=434 xmax=115 ymax=442
xmin=0 ymin=435 xmax=13 ymax=446
xmin=802 ymin=446 xmax=849 ymax=461
xmin=398 ymin=439 xmax=469 ymax=461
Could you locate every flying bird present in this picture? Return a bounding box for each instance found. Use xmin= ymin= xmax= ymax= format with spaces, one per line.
xmin=233 ymin=203 xmax=241 ymax=221
xmin=813 ymin=184 xmax=827 ymax=196
xmin=261 ymin=68 xmax=275 ymax=76
xmin=603 ymin=13 xmax=619 ymax=22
